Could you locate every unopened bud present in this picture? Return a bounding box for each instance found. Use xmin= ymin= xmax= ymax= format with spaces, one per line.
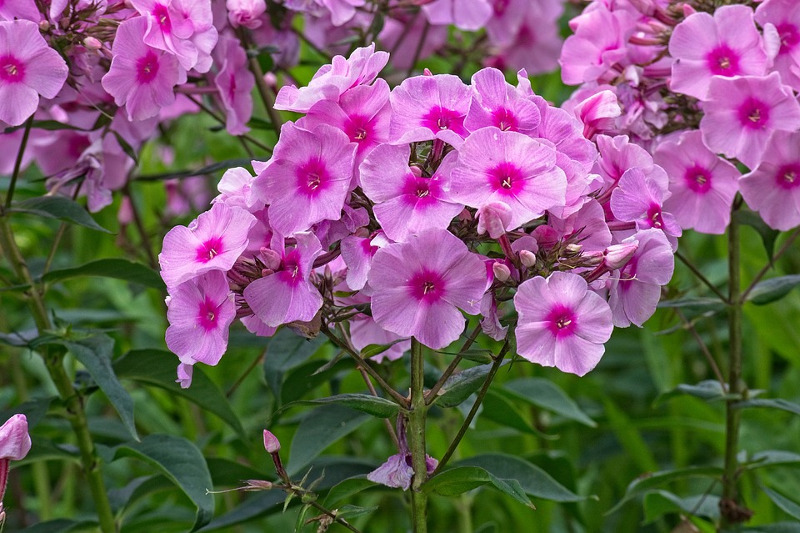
xmin=245 ymin=479 xmax=273 ymax=490
xmin=603 ymin=242 xmax=638 ymax=270
xmin=476 ymin=202 xmax=512 ymax=239
xmin=492 ymin=262 xmax=511 ymax=282
xmin=39 ymin=20 xmax=51 ymax=31
xmin=409 ymin=165 xmax=423 ymax=177
xmin=423 ymin=68 xmax=433 ymax=76
xmin=564 ymin=243 xmax=583 ymax=255
xmin=263 ymin=429 xmax=281 ymax=454
xmin=519 ymin=250 xmax=537 ymax=268
xmin=83 ymin=36 xmax=103 ymax=51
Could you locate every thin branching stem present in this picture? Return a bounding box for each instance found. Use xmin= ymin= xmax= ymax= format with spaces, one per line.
xmin=675 ymin=249 xmax=729 ymax=303
xmin=425 ymin=324 xmax=482 ymax=404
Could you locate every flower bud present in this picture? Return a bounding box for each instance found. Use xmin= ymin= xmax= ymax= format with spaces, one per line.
xmin=519 ymin=250 xmax=537 ymax=268
xmin=83 ymin=37 xmax=103 ymax=51
xmin=476 ymin=202 xmax=512 ymax=239
xmin=227 ymin=0 xmax=266 ymax=29
xmin=603 ymin=242 xmax=638 ymax=270
xmin=39 ymin=21 xmax=51 ymax=31
xmin=0 ymin=414 xmax=31 ymax=461
xmin=492 ymin=262 xmax=511 ymax=282
xmin=263 ymin=429 xmax=280 ymax=454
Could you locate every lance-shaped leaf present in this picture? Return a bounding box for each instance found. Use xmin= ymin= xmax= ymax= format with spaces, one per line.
xmin=423 ymin=466 xmax=534 ymax=507
xmin=503 ymin=377 xmax=596 ymax=427
xmin=746 ymin=275 xmax=800 ymax=305
xmin=10 ymin=197 xmax=111 ymax=233
xmin=607 ymin=466 xmax=723 ymax=515
xmin=43 ymin=258 xmax=165 ymax=290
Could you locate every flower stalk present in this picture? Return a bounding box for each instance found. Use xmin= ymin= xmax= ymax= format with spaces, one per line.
xmin=408 ymin=338 xmax=429 ymax=533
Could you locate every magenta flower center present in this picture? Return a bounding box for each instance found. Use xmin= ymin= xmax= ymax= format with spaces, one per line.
xmin=196 ymin=237 xmax=224 ymax=263
xmin=344 ymin=115 xmax=371 ymax=143
xmin=421 ymin=106 xmax=465 ymax=134
xmin=136 ymin=51 xmax=161 ymax=84
xmin=706 ymin=44 xmax=740 ymax=76
xmin=402 ymin=175 xmax=441 ymax=206
xmin=408 ymin=269 xmax=446 ymax=304
xmin=488 ymin=161 xmax=524 ymax=195
xmin=0 ymin=55 xmax=25 ymax=83
xmin=153 ymin=3 xmax=172 ymax=32
xmin=493 ymin=0 xmax=510 ymax=15
xmin=777 ymin=23 xmax=800 ymax=55
xmin=197 ymin=297 xmax=219 ymax=331
xmin=546 ymin=305 xmax=577 ymax=338
xmin=491 ymin=108 xmax=519 ymax=131
xmin=684 ymin=165 xmax=712 ymax=194
xmin=645 ymin=204 xmax=664 ymax=229
xmin=296 ymin=158 xmax=330 ymax=196
xmin=737 ymin=97 xmax=770 ymax=130
xmin=775 ymin=163 xmax=800 ymax=190
xmin=277 ymin=250 xmax=303 ymax=286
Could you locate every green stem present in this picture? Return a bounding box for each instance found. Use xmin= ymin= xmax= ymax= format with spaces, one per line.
xmin=433 ymin=341 xmax=510 ymax=476
xmin=425 ymin=325 xmax=482 ymax=405
xmin=0 ymin=217 xmax=116 ymax=533
xmin=409 ymin=338 xmax=429 ymax=533
xmin=2 ymin=116 xmax=33 ymax=210
xmin=721 ymin=203 xmax=747 ymax=528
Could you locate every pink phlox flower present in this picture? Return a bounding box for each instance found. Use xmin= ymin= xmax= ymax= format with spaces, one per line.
xmin=480 ymin=291 xmax=508 ymax=341
xmin=449 ymin=127 xmax=566 ymax=230
xmin=163 ymin=176 xmax=211 ymax=217
xmin=274 ymin=44 xmax=388 ymax=113
xmin=571 ymin=89 xmax=621 ymax=139
xmin=548 ymin=199 xmax=612 ymax=253
xmin=31 ymin=130 xmax=92 ymax=178
xmin=340 ymin=230 xmax=380 ymax=291
xmin=464 ymin=67 xmax=541 ymax=135
xmin=300 ymin=77 xmax=391 ymax=168
xmin=476 ymin=201 xmax=513 ymax=239
xmin=669 ymin=5 xmax=769 ymax=100
xmin=314 ymin=204 xmax=370 ymax=249
xmin=0 ymin=20 xmax=68 ymax=127
xmin=367 ymin=451 xmax=438 ymax=490
xmin=610 ymin=167 xmax=682 ymax=238
xmin=176 ymin=363 xmax=194 ymax=388
xmin=360 ymin=145 xmax=463 ymax=242
xmin=226 ymin=0 xmax=266 ymax=29
xmin=756 ymin=0 xmax=800 ymax=91
xmin=0 ymin=415 xmax=31 ymax=461
xmin=345 ymin=290 xmax=410 ymax=362
xmin=240 ymin=313 xmax=278 ymax=338
xmin=487 ymin=2 xmax=562 ymax=75
xmin=159 ymin=201 xmax=257 ymax=290
xmin=214 ymin=35 xmax=255 ymax=136
xmin=700 ymin=72 xmax=800 ymax=169
xmin=253 ymin=122 xmax=357 ymax=236
xmin=388 ymin=73 xmax=472 ymax=146
xmin=593 ymin=134 xmax=662 ymax=196
xmin=129 ymin=0 xmax=218 ymax=73
xmin=242 ymin=232 xmax=324 ymax=327
xmin=559 ymin=5 xmax=636 ymax=85
xmin=607 ymin=229 xmax=674 ymax=328
xmin=213 ymin=166 xmax=259 ymax=210
xmin=368 ymin=229 xmax=487 ymax=350
xmin=514 ymin=271 xmax=613 ymax=376
xmin=740 ymin=130 xmax=800 ymax=231
xmin=422 ymin=0 xmax=492 ymax=31
xmin=378 ymin=13 xmax=448 ymax=70
xmin=0 ymin=0 xmax=40 ymax=22
xmin=165 ymin=270 xmax=236 ymax=366
xmin=318 ymin=0 xmax=365 ymax=26
xmin=529 ymin=92 xmax=597 ymax=175
xmin=655 ymin=130 xmax=740 ymax=234
xmin=486 ymin=0 xmax=529 ymax=49
xmin=101 ymin=17 xmax=184 ymax=122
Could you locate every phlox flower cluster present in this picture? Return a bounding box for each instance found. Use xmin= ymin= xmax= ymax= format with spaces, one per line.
xmin=160 ymin=44 xmax=677 ymax=387
xmin=560 ymin=0 xmax=800 ymax=232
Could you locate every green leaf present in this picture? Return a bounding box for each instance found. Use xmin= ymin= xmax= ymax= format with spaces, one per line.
xmin=735 ymin=209 xmax=780 ymax=259
xmin=48 ymin=334 xmax=137 ymax=440
xmin=307 ymin=394 xmax=401 ymax=418
xmin=657 ymin=380 xmax=740 ymax=404
xmin=263 ymin=329 xmax=326 ymax=401
xmin=763 ymin=487 xmax=800 ymax=520
xmin=482 ymin=390 xmax=552 ymax=438
xmin=747 ymin=275 xmax=800 ymax=305
xmin=281 ymin=358 xmax=352 ymax=405
xmin=112 ymin=130 xmax=138 ymax=163
xmin=10 ymin=196 xmax=111 ymax=233
xmin=3 ymin=120 xmax=90 ymax=134
xmin=335 ymin=504 xmax=379 ymax=520
xmin=455 ymin=453 xmax=585 ymax=502
xmin=115 ymin=434 xmax=214 ymax=530
xmin=114 ymin=349 xmax=244 ymax=437
xmin=423 ymin=466 xmax=534 ymax=508
xmin=643 ymin=490 xmax=720 ymax=524
xmin=458 ymin=349 xmax=495 ymax=364
xmin=737 ymin=524 xmax=800 ymax=533
xmin=43 ymin=259 xmax=165 ymax=290
xmin=17 ymin=519 xmax=97 ymax=532
xmin=135 ymin=158 xmax=251 ymax=182
xmin=286 ymin=405 xmax=370 ymax=476
xmin=324 ymin=477 xmax=375 ymax=507
xmin=503 ymin=378 xmax=596 ymax=427
xmin=658 ymin=297 xmax=726 ymax=314
xmin=435 ymin=362 xmax=495 ymax=408
xmin=747 ymin=450 xmax=800 ymax=469
xmin=733 ymin=398 xmax=800 ymax=416
xmin=607 ymin=466 xmax=723 ymax=515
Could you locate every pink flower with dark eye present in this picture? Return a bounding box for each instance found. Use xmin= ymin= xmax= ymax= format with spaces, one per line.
xmin=422 ymin=0 xmax=492 ymax=31
xmin=360 ymin=145 xmax=463 ymax=242
xmin=669 ymin=5 xmax=769 ymax=100
xmin=242 ymin=232 xmax=324 ymax=327
xmin=226 ymin=0 xmax=266 ymax=29
xmin=610 ymin=167 xmax=682 ymax=239
xmin=389 ymin=73 xmax=472 ymax=146
xmin=253 ymin=122 xmax=357 ymax=236
xmin=159 ymin=202 xmax=257 ymax=290
xmin=129 ymin=0 xmax=218 ymax=73
xmin=214 ymin=35 xmax=255 ymax=136
xmin=755 ymin=0 xmax=800 ymax=91
xmin=607 ymin=229 xmax=674 ymax=328
xmin=166 ymin=271 xmax=236 ymax=366
xmin=448 ymin=127 xmax=566 ymax=229
xmin=700 ymin=73 xmax=800 ymax=169
xmin=0 ymin=20 xmax=68 ymax=126
xmin=101 ymin=17 xmax=184 ymax=122
xmin=740 ymin=130 xmax=800 ymax=231
xmin=655 ymin=131 xmax=740 ymax=234
xmin=514 ymin=271 xmax=613 ymax=377
xmin=464 ymin=67 xmax=541 ymax=135
xmin=368 ymin=229 xmax=487 ymax=350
